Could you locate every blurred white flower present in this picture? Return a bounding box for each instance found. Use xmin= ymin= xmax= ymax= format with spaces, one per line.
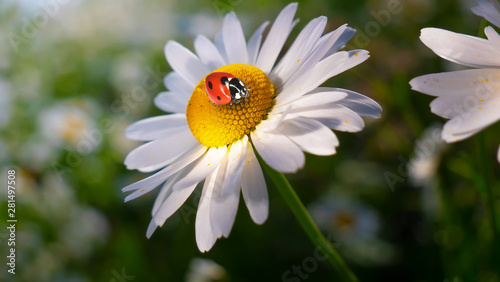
xmin=308 ymin=194 xmax=395 ymax=266
xmin=308 ymin=195 xmax=380 ymax=242
xmin=408 ymin=125 xmax=447 ymax=187
xmin=185 ymin=258 xmax=228 ymax=282
xmin=110 ymin=52 xmax=148 ymax=91
xmin=39 ymin=101 xmax=100 ymax=151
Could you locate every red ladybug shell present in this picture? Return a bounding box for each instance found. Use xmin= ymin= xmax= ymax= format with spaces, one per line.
xmin=205 ymin=72 xmax=235 ymax=105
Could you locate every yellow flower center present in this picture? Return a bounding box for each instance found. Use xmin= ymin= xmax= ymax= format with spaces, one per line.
xmin=186 ymin=64 xmax=275 ymax=148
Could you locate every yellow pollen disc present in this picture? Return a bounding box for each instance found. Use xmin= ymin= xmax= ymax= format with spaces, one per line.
xmin=186 ymin=64 xmax=275 ymax=148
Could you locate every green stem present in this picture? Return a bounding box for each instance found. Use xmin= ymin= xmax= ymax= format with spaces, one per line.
xmin=257 ymin=155 xmax=358 ymax=282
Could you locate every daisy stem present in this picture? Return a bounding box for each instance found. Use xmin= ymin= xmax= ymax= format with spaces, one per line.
xmin=258 ymin=157 xmax=358 ymax=282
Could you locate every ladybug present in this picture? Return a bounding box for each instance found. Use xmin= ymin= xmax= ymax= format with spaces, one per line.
xmin=205 ymin=72 xmax=250 ymax=107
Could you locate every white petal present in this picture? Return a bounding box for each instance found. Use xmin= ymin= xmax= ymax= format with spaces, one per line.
xmin=209 ymin=149 xmax=240 ymax=238
xmin=419 ymin=28 xmax=500 ymax=68
xmin=163 ymin=72 xmax=193 ymax=103
xmin=485 ymin=26 xmax=500 ymax=54
xmin=278 ymin=25 xmax=355 ymax=92
xmin=123 ymin=150 xmax=200 ymax=203
xmin=277 ymin=50 xmax=369 ymax=105
xmin=154 ymin=91 xmax=188 ymax=113
xmin=410 ymin=68 xmax=500 ymax=97
xmin=251 ymin=130 xmax=304 ymax=173
xmin=440 ymin=96 xmax=500 ymax=136
xmin=441 ymin=123 xmax=483 ymax=143
xmin=274 ymin=88 xmax=347 ymax=111
xmin=210 ymin=184 xmax=240 ymax=238
xmin=288 ymin=105 xmax=365 ymax=132
xmin=124 ymin=127 xmax=198 ymax=171
xmin=146 ymin=218 xmax=159 ymax=238
xmin=241 ymin=143 xmax=268 ymax=224
xmin=195 ymin=166 xmax=219 ymax=252
xmin=153 ymin=146 xmax=227 ymax=226
xmin=122 ymin=144 xmax=206 ymax=193
xmin=172 ymin=146 xmax=228 ymax=191
xmin=194 ymin=35 xmax=226 ymax=71
xmin=214 ymin=31 xmax=228 ymax=64
xmin=255 ymin=3 xmax=298 ymax=74
xmin=153 ymin=182 xmax=198 ymax=227
xmin=320 ymin=25 xmax=357 ymax=59
xmin=210 ymin=137 xmax=248 ymax=237
xmin=147 ymin=166 xmax=193 ymax=238
xmin=429 ymin=92 xmax=483 ymax=119
xmin=258 ymin=106 xmax=291 ymax=132
xmin=125 ymin=114 xmax=188 ymax=141
xmin=222 ymin=12 xmax=248 ymax=64
xmin=165 ymin=41 xmax=210 ymax=87
xmin=270 ymin=16 xmax=327 ymax=86
xmin=247 ymin=21 xmax=270 ymax=65
xmin=151 ymin=167 xmax=190 ymax=216
xmin=219 ymin=136 xmax=247 ymax=197
xmin=472 ymin=0 xmax=500 ymax=29
xmin=277 ymin=117 xmax=339 ymax=156
xmin=333 ymin=88 xmax=382 ymax=118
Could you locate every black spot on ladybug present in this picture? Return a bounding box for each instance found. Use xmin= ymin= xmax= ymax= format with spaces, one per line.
xmin=220 ymin=76 xmax=229 ymax=85
xmin=217 ymin=96 xmax=221 ymax=101
xmin=208 ymin=81 xmax=213 ymax=89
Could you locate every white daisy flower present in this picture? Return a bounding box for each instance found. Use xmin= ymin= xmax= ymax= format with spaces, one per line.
xmin=123 ymin=3 xmax=382 ymax=252
xmin=410 ymin=11 xmax=500 ymax=163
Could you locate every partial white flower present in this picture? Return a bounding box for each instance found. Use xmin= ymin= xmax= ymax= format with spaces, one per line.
xmin=124 ymin=3 xmax=382 ymax=252
xmin=472 ymin=0 xmax=500 ymax=28
xmin=185 ymin=258 xmax=228 ymax=282
xmin=410 ymin=25 xmax=500 ymax=163
xmin=408 ymin=125 xmax=447 ymax=187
